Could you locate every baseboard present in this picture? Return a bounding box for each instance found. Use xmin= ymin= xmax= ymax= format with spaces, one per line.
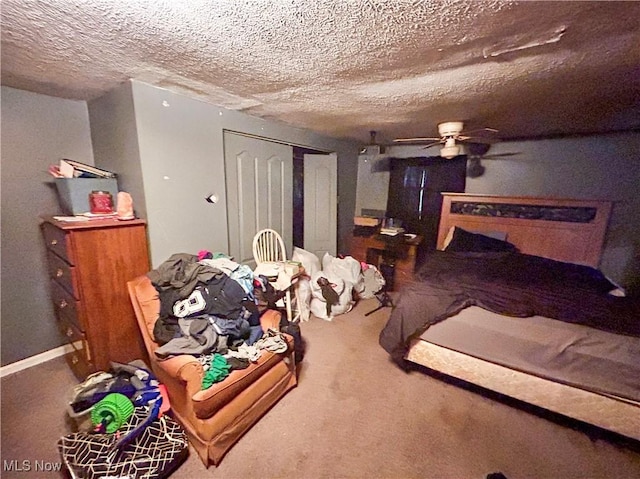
xmin=0 ymin=344 xmax=73 ymax=378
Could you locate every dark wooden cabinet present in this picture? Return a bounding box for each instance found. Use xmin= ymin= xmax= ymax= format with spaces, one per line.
xmin=41 ymin=217 xmax=150 ymax=379
xmin=349 ymin=233 xmax=422 ymax=291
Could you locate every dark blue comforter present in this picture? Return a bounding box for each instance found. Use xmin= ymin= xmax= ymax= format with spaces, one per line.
xmin=379 ymin=250 xmax=640 ymax=365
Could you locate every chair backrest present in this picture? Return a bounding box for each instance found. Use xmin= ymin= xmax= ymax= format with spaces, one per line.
xmin=252 ymin=229 xmax=287 ymax=264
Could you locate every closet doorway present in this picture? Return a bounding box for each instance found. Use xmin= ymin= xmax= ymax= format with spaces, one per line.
xmin=224 ymin=132 xmax=336 ymax=264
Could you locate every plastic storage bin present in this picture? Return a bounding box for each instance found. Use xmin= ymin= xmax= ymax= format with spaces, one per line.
xmin=55 ymin=178 xmax=118 ymax=215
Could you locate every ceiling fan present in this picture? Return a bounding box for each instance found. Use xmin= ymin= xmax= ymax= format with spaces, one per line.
xmin=393 ymin=121 xmax=499 ymax=159
xmin=465 ymin=141 xmax=520 ymax=178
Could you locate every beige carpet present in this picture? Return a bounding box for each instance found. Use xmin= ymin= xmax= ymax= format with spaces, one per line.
xmin=2 ymin=297 xmax=640 ymax=478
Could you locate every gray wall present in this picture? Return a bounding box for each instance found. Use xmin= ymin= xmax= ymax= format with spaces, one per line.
xmin=88 ymin=82 xmax=147 ymax=220
xmin=355 ymin=133 xmax=640 ymax=292
xmin=90 ymin=80 xmax=360 ymax=267
xmin=3 ymin=82 xmax=359 ymax=366
xmin=129 ymin=81 xmax=231 ymax=265
xmin=10 ymin=79 xmax=636 ymax=366
xmin=1 ymin=86 xmax=95 ymax=365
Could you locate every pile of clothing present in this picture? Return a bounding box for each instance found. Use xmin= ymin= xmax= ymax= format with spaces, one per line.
xmin=68 ymin=360 xmax=161 ymax=419
xmin=148 ymin=252 xmax=294 ymax=389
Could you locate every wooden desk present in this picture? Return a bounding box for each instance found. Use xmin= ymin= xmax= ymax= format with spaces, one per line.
xmin=349 ymin=233 xmax=423 ymax=291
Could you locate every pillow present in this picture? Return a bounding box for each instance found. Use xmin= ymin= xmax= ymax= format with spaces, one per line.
xmin=472 ymin=230 xmax=508 ymax=241
xmin=441 ymin=226 xmax=507 ymax=250
xmin=444 ymin=227 xmax=518 ymax=253
xmin=440 ymin=226 xmax=456 ymax=250
xmin=603 ymin=274 xmax=626 ymax=296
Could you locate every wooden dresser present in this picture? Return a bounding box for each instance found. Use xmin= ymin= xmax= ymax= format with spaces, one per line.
xmin=41 ymin=217 xmax=150 ymax=379
xmin=349 ymin=232 xmax=423 ymax=291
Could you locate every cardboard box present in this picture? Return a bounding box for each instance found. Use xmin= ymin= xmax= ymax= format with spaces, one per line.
xmin=55 ymin=178 xmax=119 ymax=215
xmin=354 ymin=216 xmax=381 ymax=227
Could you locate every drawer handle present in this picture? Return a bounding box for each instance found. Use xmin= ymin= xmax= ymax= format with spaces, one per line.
xmin=59 ymin=299 xmax=68 ymax=309
xmin=66 ymin=327 xmax=74 ymax=338
xmin=51 ymin=239 xmax=58 ymax=246
xmin=56 ymin=268 xmax=64 ymax=278
xmin=71 ymin=355 xmax=79 ymax=365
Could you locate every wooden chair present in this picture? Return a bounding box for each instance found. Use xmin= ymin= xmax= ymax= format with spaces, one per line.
xmin=252 ymin=229 xmax=295 ymax=322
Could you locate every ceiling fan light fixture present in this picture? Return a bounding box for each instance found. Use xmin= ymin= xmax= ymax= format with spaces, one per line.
xmin=438 ymin=121 xmax=465 ymax=137
xmin=440 ymin=144 xmax=461 ymax=159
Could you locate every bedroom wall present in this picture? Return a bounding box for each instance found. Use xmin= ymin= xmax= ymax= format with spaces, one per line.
xmin=90 ymin=80 xmax=360 ymax=267
xmin=2 ymin=82 xmax=359 ymax=367
xmin=355 ymin=132 xmax=640 ymax=293
xmin=355 ymin=155 xmax=390 ymax=215
xmin=1 ymin=86 xmax=95 ymax=366
xmin=88 ymin=82 xmax=147 ymax=220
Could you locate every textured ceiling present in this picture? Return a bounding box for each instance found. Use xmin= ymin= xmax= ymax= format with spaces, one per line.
xmin=2 ymin=1 xmax=639 ymax=144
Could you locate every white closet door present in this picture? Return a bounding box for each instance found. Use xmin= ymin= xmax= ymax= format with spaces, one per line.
xmin=224 ymin=132 xmax=293 ymax=265
xmin=304 ymin=153 xmax=337 ymax=259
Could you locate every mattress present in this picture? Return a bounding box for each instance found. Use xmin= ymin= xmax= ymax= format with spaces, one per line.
xmin=418 ymin=306 xmax=640 ymax=403
xmin=407 ymin=306 xmax=640 ymax=441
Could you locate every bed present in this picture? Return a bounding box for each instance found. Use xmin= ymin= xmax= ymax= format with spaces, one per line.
xmin=379 ymin=193 xmax=640 ymax=443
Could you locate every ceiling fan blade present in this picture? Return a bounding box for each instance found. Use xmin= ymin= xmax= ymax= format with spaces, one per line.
xmin=421 ymin=141 xmax=445 ymax=149
xmin=393 ymin=137 xmax=441 ymax=143
xmin=480 ymin=152 xmax=521 ymax=159
xmin=462 ymin=127 xmax=499 ymax=135
xmin=461 ymin=136 xmax=498 ymax=144
xmin=466 ymin=158 xmax=486 ymax=178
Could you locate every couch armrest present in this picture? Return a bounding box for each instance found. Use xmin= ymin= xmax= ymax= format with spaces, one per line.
xmin=260 ymin=309 xmax=282 ymax=331
xmin=155 ymin=354 xmax=204 ymax=398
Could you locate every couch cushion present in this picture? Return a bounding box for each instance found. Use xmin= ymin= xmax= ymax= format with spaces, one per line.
xmin=192 ymin=334 xmax=294 ymax=419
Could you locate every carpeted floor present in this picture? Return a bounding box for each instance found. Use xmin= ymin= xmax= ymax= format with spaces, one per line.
xmin=2 ymin=297 xmax=640 ymax=478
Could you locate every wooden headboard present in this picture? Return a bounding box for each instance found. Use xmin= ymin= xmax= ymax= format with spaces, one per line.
xmin=437 ymin=193 xmax=612 ymax=267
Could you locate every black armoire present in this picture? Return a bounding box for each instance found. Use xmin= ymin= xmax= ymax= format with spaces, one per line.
xmin=386 ymin=156 xmax=466 ymax=266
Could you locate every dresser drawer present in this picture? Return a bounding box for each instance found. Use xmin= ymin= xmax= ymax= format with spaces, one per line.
xmin=65 ymin=341 xmax=93 ymax=380
xmin=42 ymin=221 xmax=73 ymax=263
xmin=57 ymin=314 xmax=85 ymax=344
xmin=47 ymin=251 xmax=78 ymax=299
xmin=50 ymin=280 xmax=83 ymax=330
xmin=62 ymin=321 xmax=93 ymax=375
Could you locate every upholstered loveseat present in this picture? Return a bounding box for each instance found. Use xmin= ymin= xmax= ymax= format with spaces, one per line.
xmin=127 ymin=275 xmax=297 ymax=467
